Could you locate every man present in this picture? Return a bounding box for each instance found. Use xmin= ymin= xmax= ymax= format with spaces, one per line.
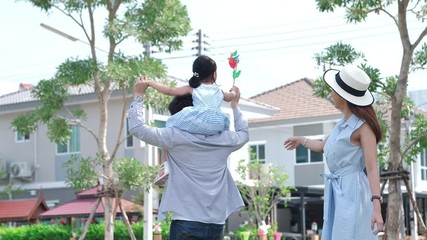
xmin=128 ymin=77 xmax=249 ymax=239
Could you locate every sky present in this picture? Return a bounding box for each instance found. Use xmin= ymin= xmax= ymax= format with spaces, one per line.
xmin=1 ymin=0 xmax=426 ymax=98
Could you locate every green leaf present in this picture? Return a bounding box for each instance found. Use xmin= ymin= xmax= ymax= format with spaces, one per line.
xmin=113 ymin=158 xmax=158 ymax=191
xmin=64 ymin=156 xmax=98 ymax=190
xmin=233 ymin=70 xmax=241 ymax=79
xmin=47 ymin=118 xmax=71 ymax=144
xmin=55 ymin=58 xmax=98 ymax=85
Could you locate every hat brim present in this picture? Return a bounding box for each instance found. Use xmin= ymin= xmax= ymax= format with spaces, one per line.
xmin=323 ymin=69 xmax=374 ymax=107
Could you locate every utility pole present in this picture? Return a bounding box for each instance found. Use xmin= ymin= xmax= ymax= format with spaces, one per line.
xmin=192 ymin=29 xmax=210 ymax=56
xmin=142 ymin=42 xmax=154 ymax=240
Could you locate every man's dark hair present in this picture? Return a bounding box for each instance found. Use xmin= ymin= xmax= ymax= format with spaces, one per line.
xmin=168 ymin=94 xmax=193 ymax=115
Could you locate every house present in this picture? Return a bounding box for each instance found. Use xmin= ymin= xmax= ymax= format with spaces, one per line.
xmin=40 ymin=185 xmax=147 ymax=224
xmin=0 ymin=191 xmax=48 ymax=225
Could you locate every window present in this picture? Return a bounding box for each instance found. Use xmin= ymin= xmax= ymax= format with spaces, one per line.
xmin=421 ymin=148 xmax=427 ymax=181
xmin=126 ymin=118 xmax=133 ymax=148
xmin=249 ymin=142 xmax=265 ymax=164
xmin=295 ymin=139 xmax=323 ymax=164
xmin=57 ymin=125 xmax=80 ymax=154
xmin=16 ymin=132 xmax=30 ymax=142
xmin=153 ymin=120 xmax=166 ymax=128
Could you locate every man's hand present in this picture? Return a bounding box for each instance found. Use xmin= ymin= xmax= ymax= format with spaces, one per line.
xmin=230 ymin=86 xmax=240 ymax=108
xmin=134 ymin=76 xmax=149 ymax=96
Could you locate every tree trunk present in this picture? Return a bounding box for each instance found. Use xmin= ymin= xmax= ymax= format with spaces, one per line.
xmin=385 ymin=2 xmax=414 ymax=236
xmin=104 ymin=167 xmax=114 ymax=240
xmin=387 ymin=179 xmax=405 ymax=239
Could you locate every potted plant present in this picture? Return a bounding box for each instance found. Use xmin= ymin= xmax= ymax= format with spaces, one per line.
xmin=153 ymin=223 xmax=162 ymax=240
xmin=257 ymin=221 xmax=270 ymax=240
xmin=236 ymin=221 xmax=251 ymax=240
xmin=269 ymin=223 xmax=282 ymax=240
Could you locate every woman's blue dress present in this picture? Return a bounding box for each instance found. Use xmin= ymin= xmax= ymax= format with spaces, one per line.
xmin=321 ymin=114 xmax=377 ymax=240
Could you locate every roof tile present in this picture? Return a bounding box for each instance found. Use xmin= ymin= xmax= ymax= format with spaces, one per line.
xmin=249 ymin=78 xmax=341 ymax=123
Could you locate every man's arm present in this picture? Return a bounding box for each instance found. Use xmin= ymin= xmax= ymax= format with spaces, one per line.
xmin=229 ymin=86 xmax=249 ymax=144
xmin=128 ymin=77 xmax=174 ymax=147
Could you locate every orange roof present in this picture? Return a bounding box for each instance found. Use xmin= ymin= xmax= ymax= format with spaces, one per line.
xmin=19 ymin=83 xmax=33 ymax=90
xmin=249 ymin=78 xmax=341 ymax=123
xmin=0 ymin=195 xmax=48 ymax=222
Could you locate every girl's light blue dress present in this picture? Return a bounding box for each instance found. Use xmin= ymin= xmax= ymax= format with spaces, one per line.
xmin=321 ymin=114 xmax=377 ymax=240
xmin=166 ymin=84 xmax=229 ymax=135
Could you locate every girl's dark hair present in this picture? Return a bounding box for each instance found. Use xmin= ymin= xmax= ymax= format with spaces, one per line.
xmin=348 ymin=102 xmax=382 ymax=143
xmin=189 ymin=55 xmax=217 ymax=88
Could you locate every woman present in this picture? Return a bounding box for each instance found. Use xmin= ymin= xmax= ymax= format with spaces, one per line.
xmin=284 ymin=65 xmax=384 ymax=239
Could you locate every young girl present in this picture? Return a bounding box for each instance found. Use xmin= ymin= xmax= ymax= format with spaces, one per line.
xmin=143 ymin=55 xmax=237 ymax=185
xmin=145 ymin=55 xmax=237 ymax=135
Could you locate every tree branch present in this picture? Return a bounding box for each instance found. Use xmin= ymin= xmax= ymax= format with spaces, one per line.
xmin=79 ymin=196 xmax=101 ymax=240
xmin=402 ymin=177 xmax=427 ymax=235
xmin=111 ymin=91 xmax=131 ymax=160
xmin=401 ymin=132 xmax=427 ymax=158
xmin=412 ymin=26 xmax=427 ymax=50
xmin=119 ymin=198 xmax=137 ymax=240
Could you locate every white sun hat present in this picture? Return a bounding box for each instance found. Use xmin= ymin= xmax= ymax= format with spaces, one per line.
xmin=323 ymin=65 xmax=374 ymax=106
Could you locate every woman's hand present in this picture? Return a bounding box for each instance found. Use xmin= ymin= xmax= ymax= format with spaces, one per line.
xmin=371 ymin=204 xmax=384 ymax=235
xmin=283 ymin=137 xmax=304 ymax=150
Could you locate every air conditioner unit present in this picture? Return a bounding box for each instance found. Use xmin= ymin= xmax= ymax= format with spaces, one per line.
xmin=0 ymin=159 xmax=7 ymax=180
xmin=10 ymin=162 xmax=32 ymax=178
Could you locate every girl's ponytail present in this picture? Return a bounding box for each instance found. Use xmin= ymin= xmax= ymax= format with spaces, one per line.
xmin=189 ymin=72 xmax=201 ymax=88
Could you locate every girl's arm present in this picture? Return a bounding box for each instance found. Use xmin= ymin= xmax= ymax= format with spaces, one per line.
xmin=359 ymin=123 xmax=384 ymax=234
xmin=222 ymin=87 xmax=237 ymax=102
xmin=147 ymin=80 xmax=192 ymax=96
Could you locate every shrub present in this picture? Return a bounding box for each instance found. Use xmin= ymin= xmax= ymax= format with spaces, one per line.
xmin=77 ymin=221 xmax=143 ymax=239
xmin=0 ymin=224 xmax=70 ymax=240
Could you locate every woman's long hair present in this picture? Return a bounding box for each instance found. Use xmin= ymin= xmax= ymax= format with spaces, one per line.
xmin=348 ymin=102 xmax=382 ymax=143
xmin=188 ymin=55 xmax=217 ymax=88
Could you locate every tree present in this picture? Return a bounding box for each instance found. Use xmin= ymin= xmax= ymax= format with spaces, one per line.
xmin=11 ymin=0 xmax=191 ymax=239
xmin=314 ymin=1 xmax=427 ymax=238
xmin=235 ymin=158 xmax=294 ymax=228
